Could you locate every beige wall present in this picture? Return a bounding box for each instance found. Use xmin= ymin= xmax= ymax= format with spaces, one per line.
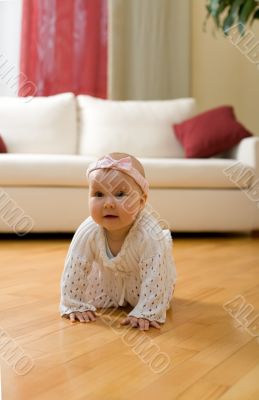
xmin=192 ymin=0 xmax=259 ymax=136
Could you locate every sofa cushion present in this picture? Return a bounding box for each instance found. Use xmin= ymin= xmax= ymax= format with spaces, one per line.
xmin=77 ymin=95 xmax=196 ymax=158
xmin=0 ymin=154 xmax=95 ymax=187
xmin=0 ymin=93 xmax=78 ymax=154
xmin=0 ymin=154 xmax=254 ymax=189
xmin=173 ymin=106 xmax=253 ymax=158
xmin=142 ymin=158 xmax=254 ymax=188
xmin=0 ymin=135 xmax=7 ymax=153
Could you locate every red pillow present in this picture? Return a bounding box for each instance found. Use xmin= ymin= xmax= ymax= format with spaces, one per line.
xmin=173 ymin=106 xmax=253 ymax=158
xmin=0 ymin=135 xmax=7 ymax=153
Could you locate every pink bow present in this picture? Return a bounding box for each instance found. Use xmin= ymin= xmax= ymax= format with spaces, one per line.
xmin=87 ymin=154 xmax=149 ymax=195
xmin=96 ymin=155 xmax=132 ymax=171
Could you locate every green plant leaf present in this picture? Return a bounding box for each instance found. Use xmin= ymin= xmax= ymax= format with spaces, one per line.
xmin=223 ymin=11 xmax=235 ymax=34
xmin=210 ymin=0 xmax=220 ymax=16
xmin=253 ymin=9 xmax=259 ymax=20
xmin=205 ymin=0 xmax=259 ymax=35
xmin=222 ymin=0 xmax=245 ymax=34
xmin=230 ymin=0 xmax=246 ymax=17
xmin=215 ymin=1 xmax=232 ymax=27
xmin=239 ymin=0 xmax=257 ymax=25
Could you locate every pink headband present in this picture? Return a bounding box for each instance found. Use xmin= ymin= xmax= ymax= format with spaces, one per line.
xmin=86 ymin=155 xmax=149 ymax=195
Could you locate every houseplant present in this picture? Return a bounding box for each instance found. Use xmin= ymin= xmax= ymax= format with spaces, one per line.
xmin=205 ymin=0 xmax=259 ymax=34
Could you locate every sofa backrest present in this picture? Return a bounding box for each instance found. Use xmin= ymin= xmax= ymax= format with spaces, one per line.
xmin=0 ymin=92 xmax=77 ymax=154
xmin=77 ymin=95 xmax=196 ymax=158
xmin=0 ymin=92 xmax=196 ymax=158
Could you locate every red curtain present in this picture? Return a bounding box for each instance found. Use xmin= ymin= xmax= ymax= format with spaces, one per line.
xmin=19 ymin=0 xmax=107 ymax=98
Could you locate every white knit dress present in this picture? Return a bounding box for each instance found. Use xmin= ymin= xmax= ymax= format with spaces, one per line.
xmin=60 ymin=206 xmax=177 ymax=323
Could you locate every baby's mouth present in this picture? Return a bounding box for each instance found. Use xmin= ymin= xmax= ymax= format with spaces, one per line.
xmin=103 ymin=215 xmax=118 ymax=218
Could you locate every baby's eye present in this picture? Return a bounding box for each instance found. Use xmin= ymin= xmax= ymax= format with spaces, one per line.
xmin=115 ymin=191 xmax=125 ymax=198
xmin=94 ymin=191 xmax=103 ymax=197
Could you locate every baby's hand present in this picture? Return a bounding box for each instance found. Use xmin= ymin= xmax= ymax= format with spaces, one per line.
xmin=120 ymin=316 xmax=161 ymax=331
xmin=69 ymin=310 xmax=97 ymax=323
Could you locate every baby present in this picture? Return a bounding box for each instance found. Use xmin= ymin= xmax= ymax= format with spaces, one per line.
xmin=60 ymin=152 xmax=177 ymax=331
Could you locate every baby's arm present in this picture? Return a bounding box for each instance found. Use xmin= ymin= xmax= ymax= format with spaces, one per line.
xmin=60 ymin=254 xmax=97 ymax=322
xmin=127 ymin=254 xmax=172 ymax=325
xmin=59 ymin=218 xmax=97 ymax=323
xmin=122 ymin=230 xmax=177 ymax=330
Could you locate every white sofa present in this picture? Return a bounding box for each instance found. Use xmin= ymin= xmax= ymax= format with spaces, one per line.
xmin=0 ymin=92 xmax=258 ymax=235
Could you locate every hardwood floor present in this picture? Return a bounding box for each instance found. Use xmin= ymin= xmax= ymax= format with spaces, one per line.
xmin=0 ymin=233 xmax=258 ymax=400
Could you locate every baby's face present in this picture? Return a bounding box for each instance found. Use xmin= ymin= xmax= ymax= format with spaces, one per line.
xmin=88 ymin=169 xmax=146 ymax=235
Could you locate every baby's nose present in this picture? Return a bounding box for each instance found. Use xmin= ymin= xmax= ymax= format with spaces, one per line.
xmin=104 ymin=195 xmax=116 ymax=208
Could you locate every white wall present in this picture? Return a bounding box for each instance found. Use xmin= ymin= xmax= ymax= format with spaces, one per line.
xmin=0 ymin=0 xmax=22 ymax=96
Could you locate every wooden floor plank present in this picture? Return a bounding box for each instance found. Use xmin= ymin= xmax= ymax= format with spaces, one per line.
xmin=0 ymin=234 xmax=258 ymax=399
xmin=217 ymin=363 xmax=259 ymax=400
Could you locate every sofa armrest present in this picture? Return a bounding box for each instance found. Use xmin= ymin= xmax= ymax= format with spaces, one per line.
xmin=227 ymin=137 xmax=259 ymax=179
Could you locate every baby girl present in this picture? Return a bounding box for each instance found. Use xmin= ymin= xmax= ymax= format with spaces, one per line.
xmin=60 ymin=152 xmax=177 ymax=331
